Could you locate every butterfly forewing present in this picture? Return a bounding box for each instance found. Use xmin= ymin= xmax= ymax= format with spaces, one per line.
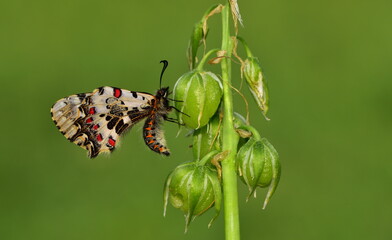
xmin=51 ymin=86 xmax=159 ymax=158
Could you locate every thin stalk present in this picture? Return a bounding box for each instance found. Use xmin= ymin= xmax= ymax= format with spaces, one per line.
xmin=196 ymin=48 xmax=220 ymax=71
xmin=237 ymin=125 xmax=262 ymax=141
xmin=220 ymin=4 xmax=240 ymax=240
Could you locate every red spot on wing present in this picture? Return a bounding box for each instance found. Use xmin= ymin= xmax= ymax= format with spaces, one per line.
xmin=97 ymin=134 xmax=103 ymax=141
xmin=89 ymin=107 xmax=96 ymax=114
xmin=108 ymin=138 xmax=116 ymax=147
xmin=113 ymin=88 xmax=122 ymax=98
xmin=93 ymin=124 xmax=99 ymax=130
xmin=86 ymin=117 xmax=93 ymax=123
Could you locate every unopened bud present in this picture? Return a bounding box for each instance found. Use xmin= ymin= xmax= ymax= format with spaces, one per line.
xmin=163 ymin=162 xmax=222 ymax=232
xmin=173 ymin=70 xmax=222 ymax=129
xmin=243 ymin=57 xmax=269 ymax=119
xmin=236 ymin=125 xmax=281 ymax=208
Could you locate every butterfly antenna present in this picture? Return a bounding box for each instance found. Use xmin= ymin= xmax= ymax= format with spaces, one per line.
xmin=159 ymin=60 xmax=169 ymax=89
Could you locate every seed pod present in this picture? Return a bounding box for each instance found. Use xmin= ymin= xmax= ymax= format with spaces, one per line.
xmin=163 ymin=162 xmax=222 ymax=232
xmin=173 ymin=70 xmax=222 ymax=129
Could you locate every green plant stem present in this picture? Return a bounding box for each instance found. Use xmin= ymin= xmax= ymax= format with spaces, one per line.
xmin=198 ymin=150 xmax=219 ymax=166
xmin=220 ymin=4 xmax=240 ymax=240
xmin=196 ymin=48 xmax=220 ymax=71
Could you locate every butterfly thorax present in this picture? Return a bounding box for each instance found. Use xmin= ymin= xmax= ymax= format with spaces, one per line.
xmin=152 ymin=87 xmax=171 ymax=114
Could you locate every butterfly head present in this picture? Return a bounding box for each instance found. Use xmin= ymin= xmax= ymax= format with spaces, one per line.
xmin=156 ymin=86 xmax=170 ymax=99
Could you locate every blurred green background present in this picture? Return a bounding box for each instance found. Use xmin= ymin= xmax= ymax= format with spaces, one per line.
xmin=1 ymin=0 xmax=391 ymax=239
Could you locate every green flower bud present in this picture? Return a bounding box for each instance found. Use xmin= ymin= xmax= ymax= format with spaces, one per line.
xmin=236 ymin=138 xmax=265 ymax=197
xmin=187 ymin=21 xmax=204 ymax=70
xmin=243 ymin=57 xmax=269 ymax=119
xmin=173 ymin=69 xmax=222 ymax=129
xmin=235 ymin=36 xmax=270 ymax=119
xmin=163 ymin=161 xmax=222 ymax=232
xmin=236 ymin=125 xmax=281 ymax=209
xmin=193 ymin=113 xmax=221 ymax=161
xmin=187 ymin=4 xmax=223 ymax=69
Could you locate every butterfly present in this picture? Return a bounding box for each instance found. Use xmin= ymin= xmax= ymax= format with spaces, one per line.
xmin=50 ymin=60 xmax=180 ymax=158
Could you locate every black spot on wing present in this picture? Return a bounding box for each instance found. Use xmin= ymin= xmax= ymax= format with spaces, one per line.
xmin=77 ymin=93 xmax=86 ymax=100
xmin=107 ymin=117 xmax=119 ymax=130
xmin=115 ymin=119 xmax=124 ymax=134
xmin=116 ymin=123 xmax=130 ymax=135
xmin=98 ymin=87 xmax=105 ymax=95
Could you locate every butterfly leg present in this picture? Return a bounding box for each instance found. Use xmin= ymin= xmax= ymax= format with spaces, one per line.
xmin=168 ymin=98 xmax=183 ymax=102
xmin=169 ymin=106 xmax=190 ymax=117
xmin=163 ymin=115 xmax=184 ymax=126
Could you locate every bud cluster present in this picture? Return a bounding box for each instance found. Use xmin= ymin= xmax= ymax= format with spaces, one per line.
xmin=163 ymin=3 xmax=281 ymax=232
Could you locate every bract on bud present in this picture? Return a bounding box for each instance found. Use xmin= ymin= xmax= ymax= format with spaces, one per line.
xmin=193 ymin=113 xmax=221 ymax=161
xmin=163 ymin=162 xmax=222 ymax=232
xmin=233 ymin=112 xmax=247 ymax=129
xmin=243 ymin=57 xmax=269 ymax=119
xmin=173 ymin=70 xmax=223 ymax=129
xmin=259 ymin=138 xmax=281 ymax=209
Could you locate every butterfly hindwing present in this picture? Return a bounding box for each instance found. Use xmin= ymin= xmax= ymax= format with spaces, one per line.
xmin=51 ymin=93 xmax=92 ymax=141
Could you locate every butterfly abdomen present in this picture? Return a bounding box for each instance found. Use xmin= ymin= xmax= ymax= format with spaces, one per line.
xmin=143 ymin=114 xmax=170 ymax=156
